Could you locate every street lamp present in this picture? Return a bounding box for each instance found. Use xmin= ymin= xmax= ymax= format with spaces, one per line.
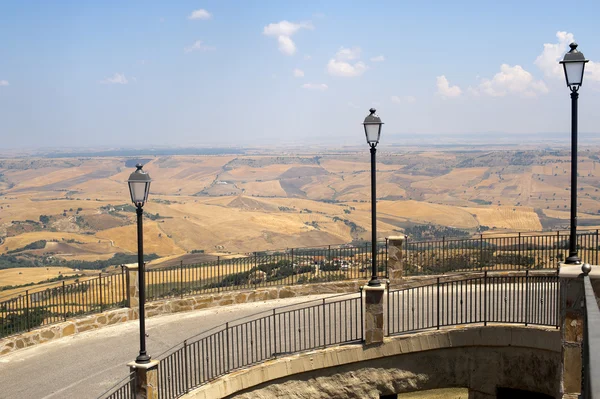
xmin=128 ymin=163 xmax=152 ymax=363
xmin=363 ymin=108 xmax=384 ymax=286
xmin=560 ymin=43 xmax=588 ymax=265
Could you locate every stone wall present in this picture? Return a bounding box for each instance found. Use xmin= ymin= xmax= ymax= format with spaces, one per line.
xmin=0 ymin=280 xmax=362 ymax=356
xmin=184 ymin=326 xmax=561 ymax=399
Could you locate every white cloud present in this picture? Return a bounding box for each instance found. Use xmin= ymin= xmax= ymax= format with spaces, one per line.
xmin=534 ymin=31 xmax=574 ymax=78
xmin=293 ymin=68 xmax=304 ymax=78
xmin=327 ymin=46 xmax=367 ymax=77
xmin=348 ymin=102 xmax=360 ymax=109
xmin=0 ymin=80 xmax=8 ymax=86
xmin=304 ymin=55 xmax=312 ymax=60
xmin=586 ymin=61 xmax=600 ymax=83
xmin=436 ymin=75 xmax=462 ymax=97
xmin=263 ymin=20 xmax=313 ymax=56
xmin=327 ymin=59 xmax=367 ymax=77
xmin=335 ymin=46 xmax=361 ymax=61
xmin=188 ymin=9 xmax=211 ymax=20
xmin=370 ymin=55 xmax=385 ymax=62
xmin=184 ymin=40 xmax=215 ymax=53
xmin=476 ymin=64 xmax=548 ymax=97
xmin=391 ymin=95 xmax=416 ymax=104
xmin=277 ymin=35 xmax=296 ymax=55
xmin=302 ymin=83 xmax=328 ymax=91
xmin=101 ymin=73 xmax=128 ymax=85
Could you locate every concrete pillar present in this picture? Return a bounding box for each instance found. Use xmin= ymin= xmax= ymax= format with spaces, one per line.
xmin=387 ymin=235 xmax=405 ymax=281
xmin=363 ymin=285 xmax=385 ymax=345
xmin=124 ymin=263 xmax=140 ymax=310
xmin=558 ymin=263 xmax=600 ymax=398
xmin=128 ymin=360 xmax=159 ymax=399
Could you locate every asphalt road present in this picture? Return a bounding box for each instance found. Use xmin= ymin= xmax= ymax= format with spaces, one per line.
xmin=0 ymin=294 xmax=335 ymax=399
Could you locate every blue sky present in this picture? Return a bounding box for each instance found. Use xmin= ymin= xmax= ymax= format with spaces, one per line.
xmin=2 ymin=1 xmax=600 ymax=149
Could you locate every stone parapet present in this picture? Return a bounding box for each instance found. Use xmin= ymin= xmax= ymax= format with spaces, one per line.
xmin=363 ymin=285 xmax=385 ymax=345
xmin=386 ymin=235 xmax=405 ymax=280
xmin=0 ymin=280 xmax=363 ymax=357
xmin=129 ymin=360 xmax=160 ymax=399
xmin=185 ymin=326 xmax=561 ymax=399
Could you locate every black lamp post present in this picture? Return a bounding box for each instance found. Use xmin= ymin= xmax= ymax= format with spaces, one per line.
xmin=128 ymin=163 xmax=152 ymax=363
xmin=560 ymin=43 xmax=588 ymax=265
xmin=363 ymin=108 xmax=384 ymax=286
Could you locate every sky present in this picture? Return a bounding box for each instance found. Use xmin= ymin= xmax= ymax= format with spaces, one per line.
xmin=2 ymin=0 xmax=600 ymax=149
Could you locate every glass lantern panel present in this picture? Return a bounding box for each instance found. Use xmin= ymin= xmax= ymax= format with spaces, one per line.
xmin=129 ymin=181 xmax=148 ymax=203
xmin=364 ymin=124 xmax=381 ymax=144
xmin=565 ymin=62 xmax=585 ymax=86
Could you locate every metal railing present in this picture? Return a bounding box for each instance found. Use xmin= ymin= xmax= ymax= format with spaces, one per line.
xmin=387 ymin=271 xmax=560 ymax=336
xmin=102 ymin=371 xmax=136 ymax=399
xmin=403 ymin=231 xmax=599 ymax=275
xmin=156 ymin=292 xmax=363 ymax=398
xmin=582 ymin=275 xmax=600 ymax=399
xmin=0 ymin=271 xmax=127 ymax=338
xmin=145 ymin=242 xmax=388 ymax=301
xmin=3 ymin=230 xmax=594 ymax=340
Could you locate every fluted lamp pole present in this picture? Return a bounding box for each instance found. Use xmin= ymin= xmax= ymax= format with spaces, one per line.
xmin=363 ymin=108 xmax=384 ymax=287
xmin=128 ymin=163 xmax=152 ymax=363
xmin=560 ymin=43 xmax=588 ymax=265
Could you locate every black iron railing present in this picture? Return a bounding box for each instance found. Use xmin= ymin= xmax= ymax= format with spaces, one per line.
xmin=387 ymin=271 xmax=560 ymax=336
xmin=0 ymin=271 xmax=127 ymax=338
xmin=3 ymin=230 xmax=595 ymax=340
xmin=582 ymin=275 xmax=600 ymax=399
xmin=101 ymin=371 xmax=136 ymax=399
xmin=156 ymin=292 xmax=363 ymax=398
xmin=145 ymin=241 xmax=388 ymax=301
xmin=403 ymin=231 xmax=599 ymax=275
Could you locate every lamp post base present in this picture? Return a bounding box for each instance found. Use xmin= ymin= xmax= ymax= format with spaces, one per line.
xmin=136 ymin=353 xmax=151 ymax=364
xmin=564 ymin=255 xmax=581 ymax=265
xmin=367 ymin=278 xmax=381 ymax=287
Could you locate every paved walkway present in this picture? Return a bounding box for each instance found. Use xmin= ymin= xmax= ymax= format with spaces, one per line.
xmin=0 ymin=295 xmax=334 ymax=399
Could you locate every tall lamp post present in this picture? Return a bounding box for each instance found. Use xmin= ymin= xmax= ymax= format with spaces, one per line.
xmin=560 ymin=43 xmax=588 ymax=265
xmin=363 ymin=108 xmax=384 ymax=286
xmin=128 ymin=163 xmax=152 ymax=363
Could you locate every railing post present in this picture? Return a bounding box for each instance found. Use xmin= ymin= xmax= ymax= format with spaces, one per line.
xmin=99 ymin=273 xmax=104 ymax=312
xmin=479 ymin=234 xmax=483 ymax=268
xmin=183 ymin=340 xmax=189 ymax=394
xmin=121 ymin=266 xmax=128 ymax=307
xmin=437 ymin=277 xmax=440 ymax=329
xmin=291 ymin=248 xmax=294 ymax=285
xmin=217 ymin=256 xmax=221 ymax=293
xmin=442 ymin=236 xmax=445 ymax=272
xmin=225 ymin=323 xmax=230 ymax=372
xmin=124 ymin=266 xmax=131 ymax=308
xmin=525 ymin=270 xmax=529 ymax=326
xmin=322 ymin=298 xmax=327 ymax=348
xmin=272 ymin=309 xmax=277 ymax=356
xmin=180 ymin=260 xmax=184 ymax=299
xmin=62 ymin=281 xmax=67 ymax=320
xmin=557 ymin=230 xmax=561 ymax=265
xmin=484 ymin=271 xmax=488 ymax=326
xmin=594 ymin=229 xmax=598 ymax=265
xmin=518 ymin=232 xmax=522 ymax=270
xmin=25 ymin=290 xmax=30 ymax=331
xmin=360 ymin=287 xmax=364 ymax=341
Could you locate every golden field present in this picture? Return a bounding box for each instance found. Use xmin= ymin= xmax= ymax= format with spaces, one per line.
xmin=2 ymin=148 xmax=600 ymax=282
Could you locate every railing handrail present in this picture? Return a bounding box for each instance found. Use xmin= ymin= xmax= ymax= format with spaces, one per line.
xmin=583 ymin=275 xmax=600 ymax=398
